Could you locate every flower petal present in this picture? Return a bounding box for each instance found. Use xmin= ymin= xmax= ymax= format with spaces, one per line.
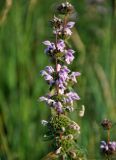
xmin=66 ymin=22 xmax=75 ymax=28
xmin=43 ymin=41 xmax=51 ymax=46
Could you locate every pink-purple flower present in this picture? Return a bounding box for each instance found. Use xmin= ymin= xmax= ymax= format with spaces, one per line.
xmin=64 ymin=22 xmax=75 ymax=36
xmin=43 ymin=41 xmax=55 ymax=54
xmin=65 ymin=49 xmax=75 ymax=64
xmin=59 ymin=66 xmax=70 ymax=82
xmin=40 ymin=66 xmax=55 ymax=84
xmin=66 ymin=22 xmax=75 ymax=28
xmin=40 ymin=70 xmax=53 ymax=81
xmin=100 ymin=141 xmax=116 ymax=155
xmin=57 ymin=40 xmax=65 ymax=52
xmin=45 ymin=66 xmax=54 ymax=74
xmin=39 ymin=96 xmax=55 ymax=106
xmin=66 ymin=91 xmax=80 ymax=100
xmin=43 ymin=40 xmax=65 ymax=54
xmin=70 ymin=72 xmax=81 ymax=83
xmin=53 ymin=21 xmax=75 ymax=36
xmin=64 ymin=91 xmax=80 ymax=105
xmin=57 ymin=81 xmax=66 ymax=94
xmin=53 ymin=101 xmax=63 ymax=113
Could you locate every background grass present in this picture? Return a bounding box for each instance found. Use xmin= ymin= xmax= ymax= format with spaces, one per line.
xmin=0 ymin=0 xmax=116 ymax=159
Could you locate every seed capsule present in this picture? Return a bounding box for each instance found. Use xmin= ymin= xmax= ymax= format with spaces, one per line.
xmin=57 ymin=2 xmax=74 ymax=15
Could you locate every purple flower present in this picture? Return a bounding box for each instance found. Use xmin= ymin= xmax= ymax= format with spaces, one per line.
xmin=66 ymin=22 xmax=75 ymax=28
xmin=64 ymin=92 xmax=80 ymax=105
xmin=43 ymin=41 xmax=55 ymax=54
xmin=64 ymin=28 xmax=72 ymax=36
xmin=100 ymin=141 xmax=116 ymax=155
xmin=59 ymin=66 xmax=70 ymax=75
xmin=53 ymin=101 xmax=63 ymax=113
xmin=59 ymin=66 xmax=70 ymax=83
xmin=40 ymin=66 xmax=55 ymax=84
xmin=53 ymin=21 xmax=75 ymax=36
xmin=65 ymin=49 xmax=75 ymax=64
xmin=109 ymin=142 xmax=116 ymax=152
xmin=58 ymin=82 xmax=66 ymax=94
xmin=100 ymin=141 xmax=108 ymax=149
xmin=45 ymin=66 xmax=54 ymax=74
xmin=57 ymin=40 xmax=65 ymax=52
xmin=43 ymin=40 xmax=65 ymax=54
xmin=56 ymin=66 xmax=71 ymax=94
xmin=66 ymin=92 xmax=80 ymax=101
xmin=62 ymin=66 xmax=70 ymax=73
xmin=39 ymin=96 xmax=55 ymax=106
xmin=64 ymin=22 xmax=75 ymax=36
xmin=70 ymin=72 xmax=81 ymax=83
xmin=56 ymin=78 xmax=66 ymax=95
xmin=40 ymin=70 xmax=53 ymax=82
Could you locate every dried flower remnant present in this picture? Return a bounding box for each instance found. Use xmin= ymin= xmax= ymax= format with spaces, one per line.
xmin=57 ymin=2 xmax=74 ymax=15
xmin=50 ymin=16 xmax=63 ymax=30
xmin=101 ymin=119 xmax=112 ymax=130
xmin=39 ymin=1 xmax=86 ymax=159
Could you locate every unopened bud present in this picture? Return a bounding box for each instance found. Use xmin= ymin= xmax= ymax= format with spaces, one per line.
xmin=101 ymin=119 xmax=112 ymax=130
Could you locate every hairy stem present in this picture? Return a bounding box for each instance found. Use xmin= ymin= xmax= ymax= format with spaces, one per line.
xmin=63 ymin=14 xmax=68 ymax=33
xmin=54 ymin=28 xmax=59 ymax=95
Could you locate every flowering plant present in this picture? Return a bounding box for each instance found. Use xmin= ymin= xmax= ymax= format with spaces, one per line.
xmin=40 ymin=2 xmax=86 ymax=160
xmin=100 ymin=119 xmax=116 ymax=159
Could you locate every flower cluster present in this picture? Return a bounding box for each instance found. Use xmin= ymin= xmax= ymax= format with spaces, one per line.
xmin=39 ymin=1 xmax=86 ymax=159
xmin=57 ymin=2 xmax=74 ymax=15
xmin=40 ymin=64 xmax=80 ymax=113
xmin=51 ymin=15 xmax=75 ymax=39
xmin=100 ymin=119 xmax=116 ymax=157
xmin=43 ymin=39 xmax=75 ymax=64
xmin=100 ymin=141 xmax=116 ymax=155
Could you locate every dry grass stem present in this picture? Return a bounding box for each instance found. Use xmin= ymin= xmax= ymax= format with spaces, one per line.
xmin=0 ymin=0 xmax=12 ymax=26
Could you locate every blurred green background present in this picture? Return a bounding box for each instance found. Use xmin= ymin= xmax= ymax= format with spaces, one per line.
xmin=0 ymin=0 xmax=116 ymax=159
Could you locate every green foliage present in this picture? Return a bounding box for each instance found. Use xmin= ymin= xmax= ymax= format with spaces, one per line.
xmin=49 ymin=115 xmax=79 ymax=135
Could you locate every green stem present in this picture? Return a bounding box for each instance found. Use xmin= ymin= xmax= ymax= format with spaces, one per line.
xmin=62 ymin=14 xmax=68 ymax=35
xmin=107 ymin=129 xmax=110 ymax=143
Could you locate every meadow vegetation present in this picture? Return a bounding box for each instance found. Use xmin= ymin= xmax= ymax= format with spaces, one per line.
xmin=0 ymin=0 xmax=115 ymax=159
